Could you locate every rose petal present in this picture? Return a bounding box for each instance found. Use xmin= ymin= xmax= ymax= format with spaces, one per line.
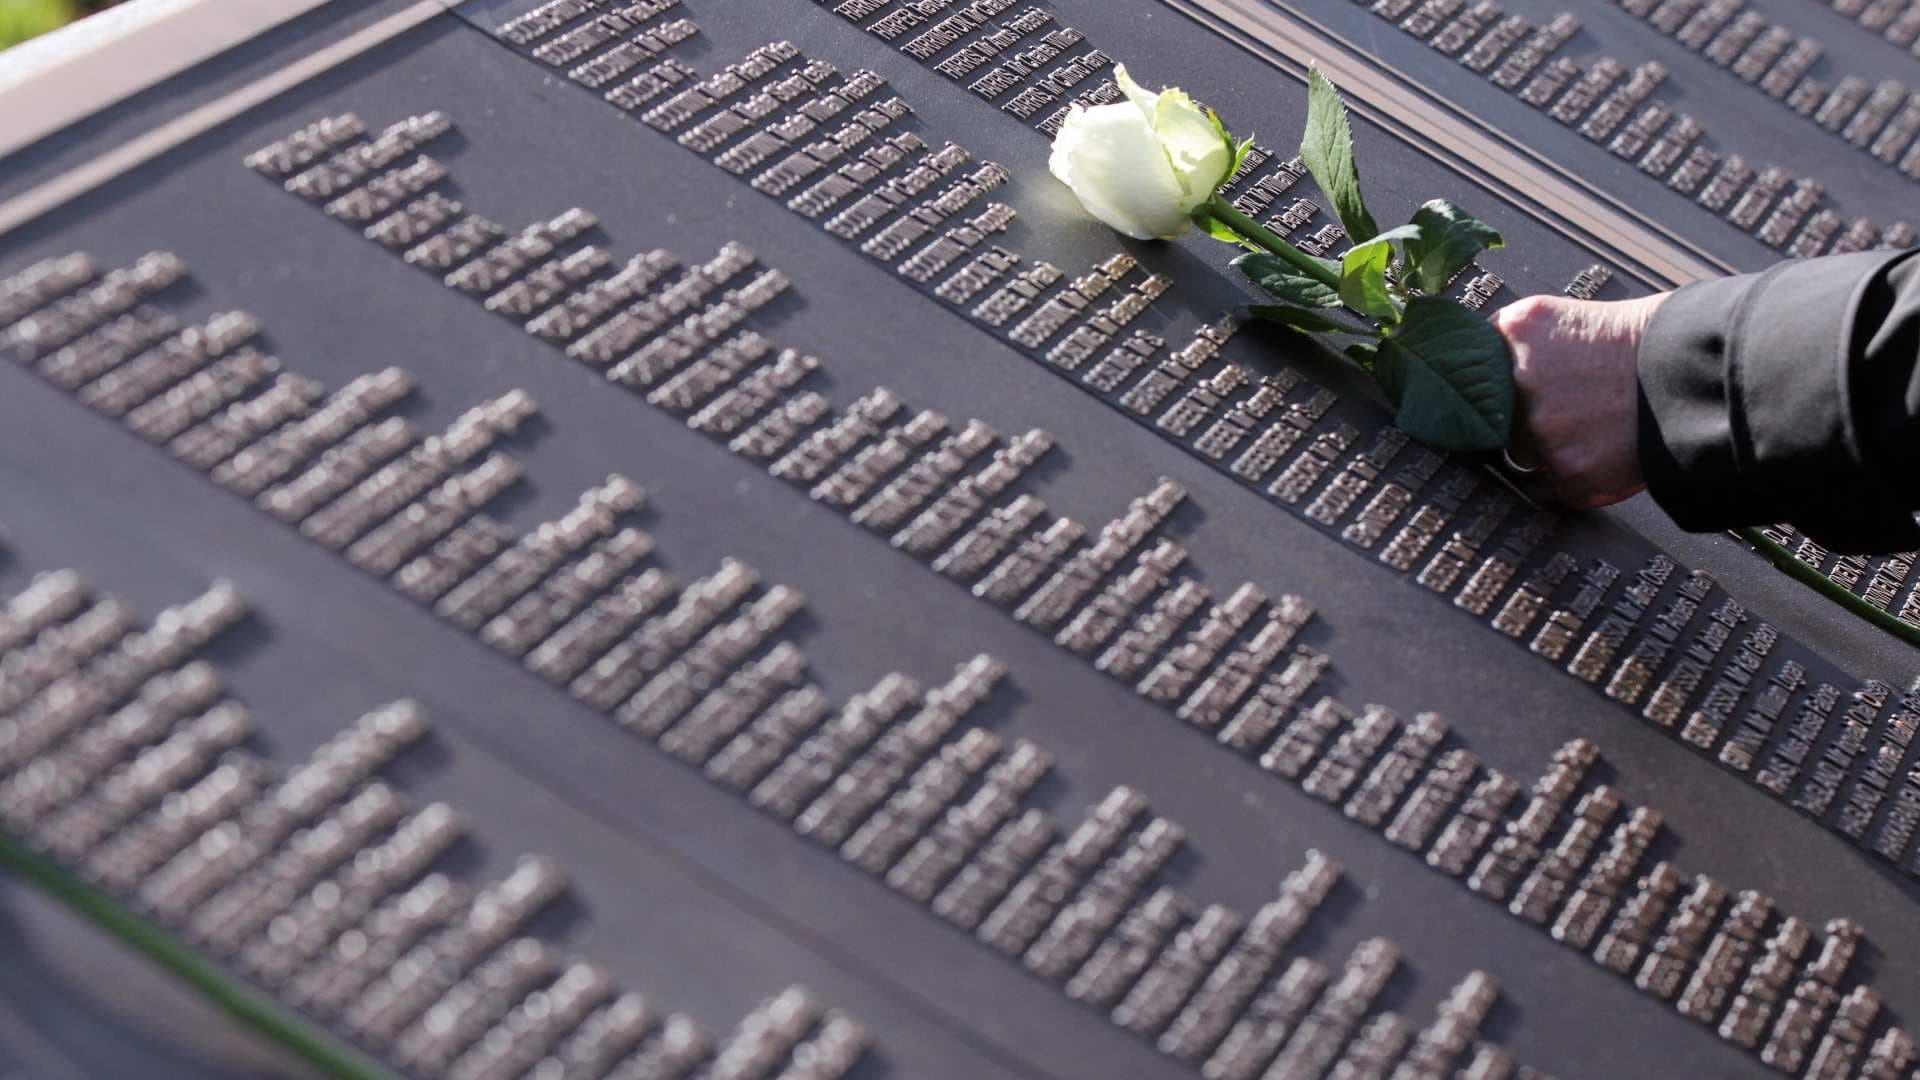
xmin=1113 ymin=64 xmax=1159 ymax=126
xmin=1055 ymin=100 xmax=1190 ymax=239
xmin=1048 ymin=105 xmax=1091 ymax=187
xmin=1153 ymin=87 xmax=1233 ymax=205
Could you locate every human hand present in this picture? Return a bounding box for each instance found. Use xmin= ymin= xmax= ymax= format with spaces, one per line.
xmin=1492 ymin=291 xmax=1670 ymax=509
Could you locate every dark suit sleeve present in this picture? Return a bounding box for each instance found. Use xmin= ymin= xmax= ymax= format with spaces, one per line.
xmin=1636 ymin=248 xmax=1920 ymax=553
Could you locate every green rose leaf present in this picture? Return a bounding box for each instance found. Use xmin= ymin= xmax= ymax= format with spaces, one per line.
xmin=1403 ymin=200 xmax=1505 ymax=295
xmin=1339 ymin=239 xmax=1397 ymax=321
xmin=1233 ymin=251 xmax=1341 ymax=307
xmin=1302 ymin=67 xmax=1380 ymax=246
xmin=1200 ymin=212 xmax=1255 ymax=248
xmin=1337 ymin=225 xmax=1418 ymax=320
xmin=1247 ymin=304 xmax=1355 ymax=334
xmin=1360 ymin=223 xmax=1425 ymax=247
xmin=1371 ymin=295 xmax=1515 ymax=451
xmin=1194 ymin=203 xmax=1267 ymax=251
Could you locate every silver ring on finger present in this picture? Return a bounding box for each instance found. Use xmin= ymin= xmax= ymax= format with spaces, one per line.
xmin=1501 ymin=448 xmax=1547 ymax=477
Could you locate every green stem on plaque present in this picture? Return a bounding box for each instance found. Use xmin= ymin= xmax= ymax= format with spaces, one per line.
xmin=1738 ymin=526 xmax=1920 ymax=649
xmin=1204 ymin=194 xmax=1340 ymax=289
xmin=0 ymin=831 xmax=393 ymax=1080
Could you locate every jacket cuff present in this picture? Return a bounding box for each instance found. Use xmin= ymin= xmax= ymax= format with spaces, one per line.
xmin=1637 ymin=252 xmax=1920 ymax=553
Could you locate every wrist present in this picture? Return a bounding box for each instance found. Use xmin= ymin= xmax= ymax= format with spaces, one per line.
xmin=1620 ymin=291 xmax=1671 ymax=366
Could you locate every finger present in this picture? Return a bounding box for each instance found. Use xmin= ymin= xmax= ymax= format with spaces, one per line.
xmin=1576 ymin=481 xmax=1649 ymax=510
xmin=1552 ymin=472 xmax=1610 ymax=510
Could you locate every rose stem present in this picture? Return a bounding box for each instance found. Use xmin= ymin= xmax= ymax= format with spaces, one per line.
xmin=1737 ymin=525 xmax=1920 ymax=648
xmin=1204 ymin=194 xmax=1340 ymax=288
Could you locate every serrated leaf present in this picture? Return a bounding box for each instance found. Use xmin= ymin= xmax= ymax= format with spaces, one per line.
xmin=1233 ymin=251 xmax=1342 ymax=307
xmin=1336 ymin=221 xmax=1428 ymax=315
xmin=1247 ymin=304 xmax=1354 ymax=334
xmin=1372 ymin=295 xmax=1515 ymax=451
xmin=1339 ymin=239 xmax=1397 ymax=321
xmin=1354 ymin=223 xmax=1424 ymax=249
xmin=1337 ymin=223 xmax=1422 ymax=316
xmin=1301 ymin=68 xmax=1379 ymax=246
xmin=1231 ymin=247 xmax=1343 ymax=283
xmin=1403 ymin=200 xmax=1505 ymax=295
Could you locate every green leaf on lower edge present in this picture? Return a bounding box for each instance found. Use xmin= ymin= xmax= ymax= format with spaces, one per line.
xmin=1202 ymin=214 xmax=1251 ymax=246
xmin=1372 ymin=295 xmax=1515 ymax=451
xmin=1302 ymin=67 xmax=1380 ymax=246
xmin=1403 ymin=199 xmax=1505 ymax=295
xmin=1247 ymin=304 xmax=1355 ymax=334
xmin=1195 ymin=203 xmax=1261 ymax=250
xmin=1233 ymin=251 xmax=1341 ymax=307
xmin=1339 ymin=239 xmax=1399 ymax=321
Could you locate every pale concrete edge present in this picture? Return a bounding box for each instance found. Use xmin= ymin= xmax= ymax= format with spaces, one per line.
xmin=0 ymin=0 xmax=1716 ymax=287
xmin=0 ymin=0 xmax=454 ymax=241
xmin=1164 ymin=0 xmax=1727 ymax=290
xmin=0 ymin=0 xmax=347 ymax=162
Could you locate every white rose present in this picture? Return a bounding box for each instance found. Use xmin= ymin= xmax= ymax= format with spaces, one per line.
xmin=1047 ymin=65 xmax=1236 ymax=241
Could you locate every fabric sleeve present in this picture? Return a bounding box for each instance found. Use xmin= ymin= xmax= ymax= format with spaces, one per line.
xmin=1636 ymin=249 xmax=1920 ymax=554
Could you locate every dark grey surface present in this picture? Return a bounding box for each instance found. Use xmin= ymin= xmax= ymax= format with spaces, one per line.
xmin=1260 ymin=0 xmax=1920 ymax=275
xmin=2 ymin=1 xmax=1919 ymax=1078
xmin=0 ymin=878 xmax=318 ymax=1079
